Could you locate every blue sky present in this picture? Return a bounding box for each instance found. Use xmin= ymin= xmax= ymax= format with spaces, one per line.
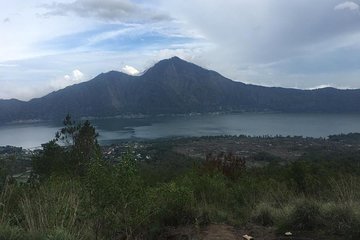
xmin=1 ymin=0 xmax=360 ymax=100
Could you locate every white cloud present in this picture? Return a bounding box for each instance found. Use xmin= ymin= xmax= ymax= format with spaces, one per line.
xmin=122 ymin=65 xmax=139 ymax=75
xmin=334 ymin=1 xmax=360 ymax=11
xmin=72 ymin=69 xmax=84 ymax=81
xmin=308 ymin=84 xmax=333 ymax=90
xmin=0 ymin=63 xmax=18 ymax=67
xmin=42 ymin=0 xmax=171 ymax=23
xmin=50 ymin=69 xmax=85 ymax=89
xmin=4 ymin=0 xmax=360 ymax=101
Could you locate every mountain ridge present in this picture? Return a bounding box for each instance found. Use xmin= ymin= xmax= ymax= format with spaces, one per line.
xmin=1 ymin=56 xmax=360 ymax=123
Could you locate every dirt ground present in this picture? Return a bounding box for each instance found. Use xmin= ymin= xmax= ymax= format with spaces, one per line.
xmin=200 ymin=224 xmax=276 ymax=240
xmin=159 ymin=224 xmax=329 ymax=240
xmin=161 ymin=224 xmax=277 ymax=240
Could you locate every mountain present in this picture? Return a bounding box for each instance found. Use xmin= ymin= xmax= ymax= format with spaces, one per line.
xmin=1 ymin=56 xmax=360 ymax=123
xmin=0 ymin=99 xmax=25 ymax=122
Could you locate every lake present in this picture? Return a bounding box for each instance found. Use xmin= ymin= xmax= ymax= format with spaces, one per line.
xmin=1 ymin=113 xmax=360 ymax=149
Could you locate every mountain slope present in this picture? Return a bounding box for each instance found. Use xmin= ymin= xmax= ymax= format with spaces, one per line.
xmin=0 ymin=99 xmax=25 ymax=122
xmin=1 ymin=56 xmax=360 ymax=122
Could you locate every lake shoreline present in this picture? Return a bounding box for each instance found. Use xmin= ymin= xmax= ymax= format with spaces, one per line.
xmin=2 ymin=112 xmax=360 ymax=148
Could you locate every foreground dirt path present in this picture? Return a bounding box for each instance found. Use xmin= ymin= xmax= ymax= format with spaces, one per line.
xmin=200 ymin=224 xmax=276 ymax=240
xmin=200 ymin=224 xmax=240 ymax=240
xmin=162 ymin=223 xmax=327 ymax=240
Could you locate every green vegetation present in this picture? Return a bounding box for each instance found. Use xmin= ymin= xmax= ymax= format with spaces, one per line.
xmin=0 ymin=116 xmax=360 ymax=239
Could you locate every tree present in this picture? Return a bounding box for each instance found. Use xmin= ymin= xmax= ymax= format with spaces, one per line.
xmin=72 ymin=120 xmax=101 ymax=176
xmin=55 ymin=114 xmax=77 ymax=146
xmin=33 ymin=114 xmax=101 ymax=179
xmin=32 ymin=140 xmax=67 ymax=180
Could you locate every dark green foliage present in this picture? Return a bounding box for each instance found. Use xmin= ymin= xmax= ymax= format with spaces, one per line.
xmin=46 ymin=228 xmax=77 ymax=240
xmin=0 ymin=164 xmax=9 ymax=191
xmin=71 ymin=120 xmax=101 ymax=175
xmin=85 ymin=152 xmax=154 ymax=239
xmin=0 ymin=224 xmax=78 ymax=240
xmin=323 ymin=205 xmax=360 ymax=239
xmin=32 ymin=140 xmax=67 ymax=180
xmin=0 ymin=183 xmax=24 ymax=226
xmin=32 ymin=115 xmax=101 ymax=179
xmin=251 ymin=207 xmax=275 ymax=227
xmin=0 ymin=154 xmax=25 ymax=191
xmin=204 ymin=152 xmax=246 ymax=180
xmin=55 ymin=114 xmax=77 ymax=146
xmin=20 ymin=178 xmax=84 ymax=236
xmin=4 ymin=124 xmax=360 ymax=239
xmin=0 ymin=224 xmax=30 ymax=240
xmin=287 ymin=201 xmax=322 ymax=231
xmin=287 ymin=161 xmax=317 ymax=194
xmin=153 ymin=182 xmax=195 ymax=227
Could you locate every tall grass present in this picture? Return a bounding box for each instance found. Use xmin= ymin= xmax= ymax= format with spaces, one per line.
xmin=20 ymin=178 xmax=88 ymax=240
xmin=0 ymin=155 xmax=360 ymax=239
xmin=330 ymin=176 xmax=360 ymax=204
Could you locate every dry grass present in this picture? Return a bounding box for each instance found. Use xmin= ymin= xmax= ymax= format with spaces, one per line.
xmin=20 ymin=178 xmax=88 ymax=239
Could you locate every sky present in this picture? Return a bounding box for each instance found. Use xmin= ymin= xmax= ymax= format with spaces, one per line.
xmin=1 ymin=0 xmax=360 ymax=100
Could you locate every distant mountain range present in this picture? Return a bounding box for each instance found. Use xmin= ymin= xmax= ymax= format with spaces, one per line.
xmin=1 ymin=56 xmax=360 ymax=123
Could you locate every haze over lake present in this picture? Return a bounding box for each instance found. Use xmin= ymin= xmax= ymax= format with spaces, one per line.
xmin=1 ymin=113 xmax=360 ymax=149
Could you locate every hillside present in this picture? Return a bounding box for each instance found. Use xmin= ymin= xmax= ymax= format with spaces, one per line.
xmin=1 ymin=56 xmax=360 ymax=122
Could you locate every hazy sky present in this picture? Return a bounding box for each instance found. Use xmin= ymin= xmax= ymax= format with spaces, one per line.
xmin=1 ymin=0 xmax=360 ymax=100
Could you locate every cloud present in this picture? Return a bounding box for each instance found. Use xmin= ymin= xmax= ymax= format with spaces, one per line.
xmin=4 ymin=0 xmax=360 ymax=101
xmin=3 ymin=18 xmax=10 ymax=23
xmin=157 ymin=0 xmax=360 ymax=88
xmin=122 ymin=65 xmax=139 ymax=75
xmin=334 ymin=1 xmax=360 ymax=11
xmin=308 ymin=84 xmax=333 ymax=90
xmin=50 ymin=69 xmax=85 ymax=89
xmin=0 ymin=63 xmax=17 ymax=67
xmin=42 ymin=0 xmax=171 ymax=23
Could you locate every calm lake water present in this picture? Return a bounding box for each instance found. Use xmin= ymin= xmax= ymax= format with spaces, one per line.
xmin=1 ymin=113 xmax=360 ymax=148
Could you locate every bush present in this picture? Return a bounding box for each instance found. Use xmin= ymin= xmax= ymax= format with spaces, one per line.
xmin=179 ymin=170 xmax=237 ymax=223
xmin=153 ymin=182 xmax=196 ymax=226
xmin=0 ymin=224 xmax=27 ymax=240
xmin=287 ymin=200 xmax=322 ymax=231
xmin=330 ymin=176 xmax=360 ymax=204
xmin=0 ymin=182 xmax=23 ymax=226
xmin=251 ymin=203 xmax=275 ymax=227
xmin=85 ymin=153 xmax=155 ymax=239
xmin=0 ymin=224 xmax=42 ymax=240
xmin=182 ymin=170 xmax=229 ymax=206
xmin=45 ymin=228 xmax=77 ymax=240
xmin=322 ymin=204 xmax=360 ymax=239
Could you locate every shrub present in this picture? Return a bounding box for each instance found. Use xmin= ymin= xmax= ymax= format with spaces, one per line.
xmin=0 ymin=224 xmax=43 ymax=240
xmin=45 ymin=228 xmax=77 ymax=240
xmin=153 ymin=182 xmax=195 ymax=226
xmin=251 ymin=203 xmax=275 ymax=227
xmin=287 ymin=200 xmax=322 ymax=231
xmin=85 ymin=153 xmax=155 ymax=239
xmin=322 ymin=204 xmax=360 ymax=239
xmin=0 ymin=224 xmax=26 ymax=240
xmin=330 ymin=176 xmax=360 ymax=204
xmin=0 ymin=182 xmax=23 ymax=226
